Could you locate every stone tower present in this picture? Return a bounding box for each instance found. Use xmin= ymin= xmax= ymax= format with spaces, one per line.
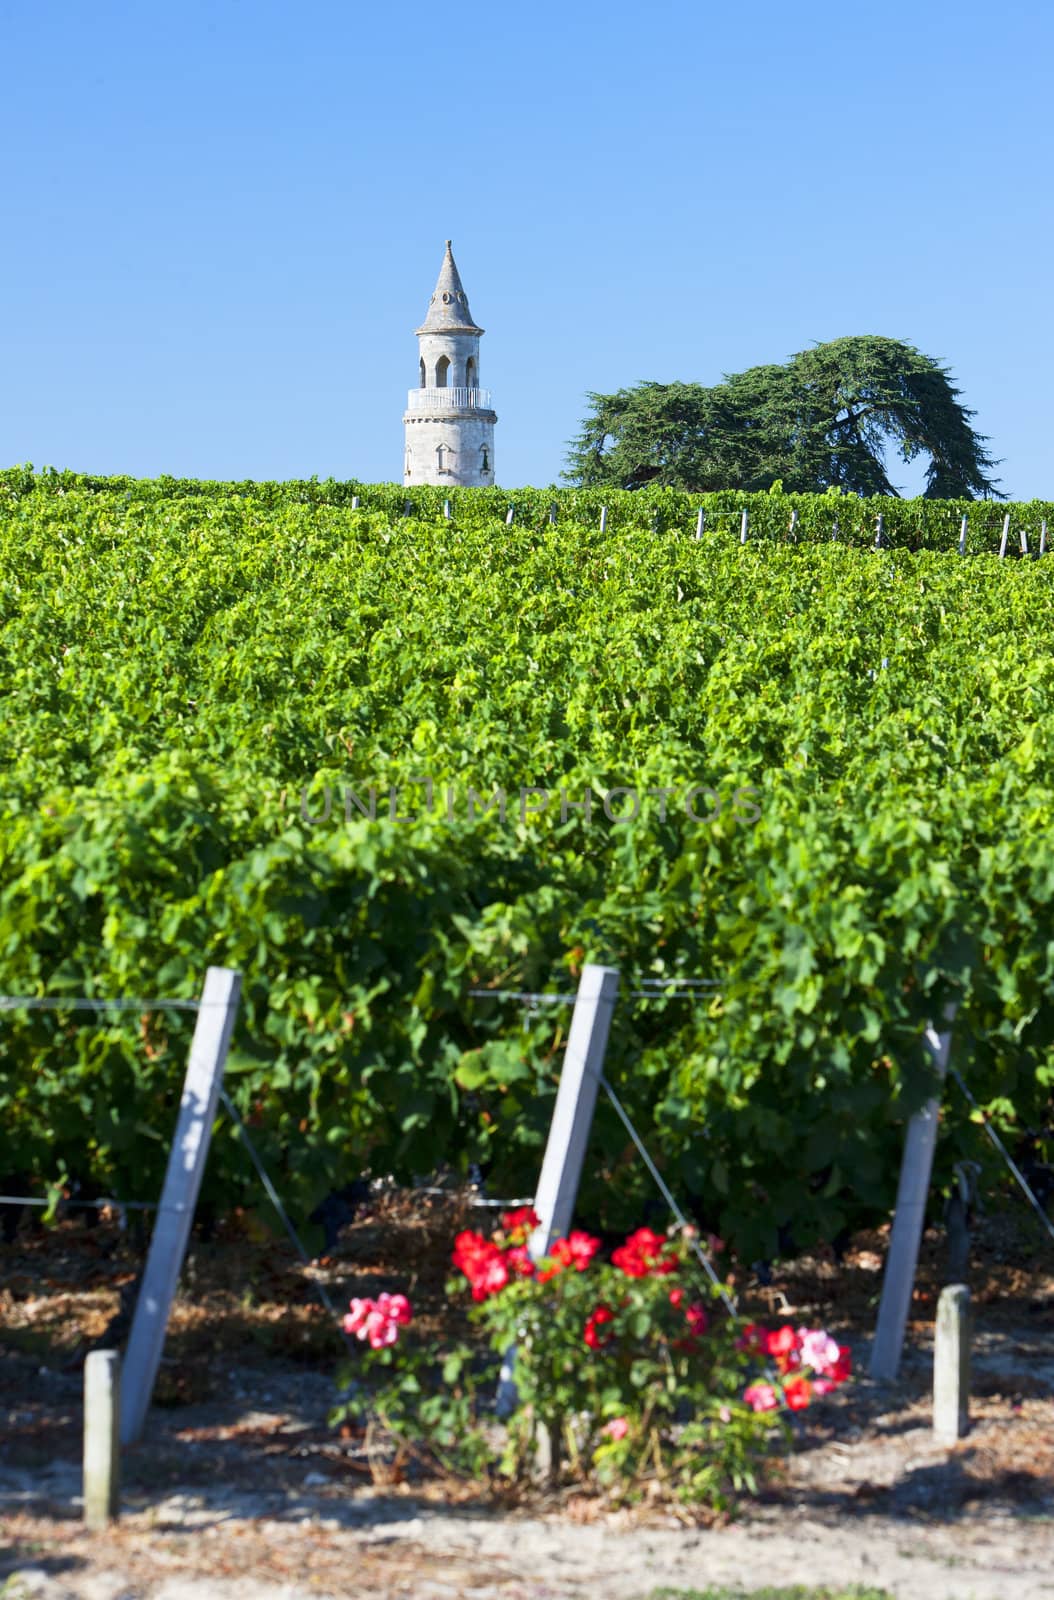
xmin=403 ymin=241 xmax=496 ymax=487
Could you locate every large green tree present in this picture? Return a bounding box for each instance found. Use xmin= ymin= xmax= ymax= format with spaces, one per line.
xmin=564 ymin=336 xmax=1003 ymax=498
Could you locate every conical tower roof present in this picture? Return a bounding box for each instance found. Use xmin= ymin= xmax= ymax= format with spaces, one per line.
xmin=415 ymin=240 xmax=484 ymax=335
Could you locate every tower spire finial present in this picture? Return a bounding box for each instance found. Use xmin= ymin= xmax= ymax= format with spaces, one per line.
xmin=416 ymin=240 xmax=483 ymax=335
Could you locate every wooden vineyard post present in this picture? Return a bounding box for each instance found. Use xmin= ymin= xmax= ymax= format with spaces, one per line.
xmin=740 ymin=508 xmax=749 ymax=544
xmin=875 ymin=513 xmax=884 ymax=549
xmin=695 ymin=507 xmax=705 ymax=539
xmin=933 ymin=1284 xmax=971 ymax=1442
xmin=999 ymin=514 xmax=1011 ymax=558
xmin=869 ymin=1002 xmax=958 ymax=1381
xmin=83 ymin=1350 xmax=120 ymax=1528
xmin=496 ymin=964 xmax=620 ymax=1415
xmin=958 ymin=515 xmax=968 ymax=556
xmin=600 ymin=506 xmax=608 ymax=532
xmin=120 ymin=967 xmax=242 ymax=1444
xmin=1041 ymin=520 xmax=1048 ymax=557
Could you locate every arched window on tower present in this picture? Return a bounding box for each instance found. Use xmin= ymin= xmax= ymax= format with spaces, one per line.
xmin=436 ymin=444 xmax=455 ymax=475
xmin=479 ymin=445 xmax=490 ymax=475
xmin=419 ymin=358 xmax=426 ymax=388
xmin=435 ymin=355 xmax=450 ymax=388
xmin=465 ymin=356 xmax=477 ymax=391
xmin=405 ymin=448 xmax=413 ymax=479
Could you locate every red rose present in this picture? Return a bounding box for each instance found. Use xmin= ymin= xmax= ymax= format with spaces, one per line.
xmin=583 ymin=1304 xmax=615 ymax=1350
xmin=612 ymin=1226 xmax=679 ymax=1278
xmin=765 ymin=1325 xmax=798 ymax=1358
xmin=505 ymin=1244 xmax=535 ymax=1278
xmin=566 ymin=1230 xmax=601 ymax=1269
xmin=684 ymin=1302 xmax=708 ymax=1336
xmin=783 ymin=1374 xmax=812 ymax=1411
xmin=537 ymin=1229 xmax=600 ymax=1282
xmin=452 ymin=1230 xmax=509 ymax=1301
xmin=500 ymin=1206 xmax=540 ymax=1243
xmin=765 ymin=1325 xmax=800 ymax=1370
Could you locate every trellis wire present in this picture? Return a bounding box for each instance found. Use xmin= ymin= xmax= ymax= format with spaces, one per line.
xmin=469 ymin=978 xmax=722 ymax=1007
xmin=0 ymin=1194 xmax=163 ymax=1215
xmin=414 ymin=1189 xmax=535 ymax=1208
xmin=0 ymin=1186 xmax=533 ymax=1215
xmin=0 ymin=995 xmax=206 ymax=1012
xmin=597 ymin=1072 xmax=736 ymax=1316
xmin=468 ymin=989 xmax=574 ymax=1005
xmin=950 ymin=1069 xmax=1054 ymax=1246
xmin=218 ymin=1086 xmax=357 ymax=1347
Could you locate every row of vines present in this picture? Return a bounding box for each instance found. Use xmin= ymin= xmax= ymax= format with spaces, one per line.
xmin=0 ymin=470 xmax=1052 ymax=1259
xmin=4 ymin=464 xmax=1054 ymax=551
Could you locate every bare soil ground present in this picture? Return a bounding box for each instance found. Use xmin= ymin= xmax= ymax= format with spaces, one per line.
xmin=1 ymin=1193 xmax=1053 ymax=1599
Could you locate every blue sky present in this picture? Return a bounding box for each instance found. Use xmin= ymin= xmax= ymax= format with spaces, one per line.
xmin=3 ymin=0 xmax=1051 ymax=495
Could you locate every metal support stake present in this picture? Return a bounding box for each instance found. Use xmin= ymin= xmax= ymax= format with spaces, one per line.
xmin=999 ymin=514 xmax=1010 ymax=558
xmin=496 ymin=965 xmax=620 ymax=1415
xmin=120 ymin=968 xmax=242 ymax=1443
xmin=870 ymin=1002 xmax=958 ymax=1381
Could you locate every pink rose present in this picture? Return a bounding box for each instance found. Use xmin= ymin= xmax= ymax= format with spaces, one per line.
xmin=364 ymin=1309 xmax=398 ymax=1348
xmin=798 ymin=1327 xmax=841 ymax=1375
xmin=602 ymin=1417 xmax=629 ymax=1440
xmin=743 ymin=1381 xmax=779 ymax=1413
xmin=376 ymin=1292 xmax=412 ymax=1325
xmin=343 ymin=1297 xmax=374 ymax=1335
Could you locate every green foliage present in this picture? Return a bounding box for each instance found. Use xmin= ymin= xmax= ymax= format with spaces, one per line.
xmin=564 ymin=337 xmax=1002 ymax=498
xmin=0 ymin=470 xmax=1052 ymax=1257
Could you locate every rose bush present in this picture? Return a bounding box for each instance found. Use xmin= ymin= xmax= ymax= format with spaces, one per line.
xmin=331 ymin=1210 xmax=851 ymax=1510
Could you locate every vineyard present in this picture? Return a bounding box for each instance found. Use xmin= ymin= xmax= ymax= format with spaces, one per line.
xmin=1 ymin=467 xmax=1053 ymax=1262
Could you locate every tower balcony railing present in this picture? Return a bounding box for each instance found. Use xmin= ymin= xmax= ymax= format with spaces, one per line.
xmin=406 ymin=386 xmax=493 ymax=411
